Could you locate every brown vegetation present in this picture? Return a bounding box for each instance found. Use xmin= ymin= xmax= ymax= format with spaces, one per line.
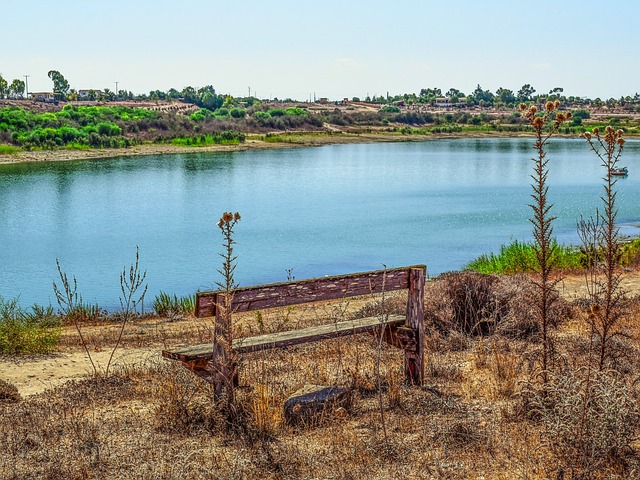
xmin=2 ymin=272 xmax=640 ymax=479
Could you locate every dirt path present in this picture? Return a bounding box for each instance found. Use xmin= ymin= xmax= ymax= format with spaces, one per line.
xmin=0 ymin=347 xmax=162 ymax=397
xmin=557 ymin=270 xmax=640 ymax=301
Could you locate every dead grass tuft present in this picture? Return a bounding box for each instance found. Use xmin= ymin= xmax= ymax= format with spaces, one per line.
xmin=0 ymin=378 xmax=21 ymax=403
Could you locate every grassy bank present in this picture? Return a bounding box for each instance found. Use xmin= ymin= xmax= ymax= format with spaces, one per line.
xmin=466 ymin=237 xmax=640 ymax=274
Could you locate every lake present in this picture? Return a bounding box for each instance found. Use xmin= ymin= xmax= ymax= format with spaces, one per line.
xmin=1 ymin=138 xmax=639 ymax=310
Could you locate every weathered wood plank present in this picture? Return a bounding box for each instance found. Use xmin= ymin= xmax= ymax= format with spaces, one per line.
xmin=404 ymin=267 xmax=425 ymax=386
xmin=163 ymin=314 xmax=406 ymax=361
xmin=195 ymin=265 xmax=426 ymax=318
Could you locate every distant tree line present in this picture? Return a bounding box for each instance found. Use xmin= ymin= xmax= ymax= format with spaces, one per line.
xmin=368 ymin=84 xmax=640 ymax=111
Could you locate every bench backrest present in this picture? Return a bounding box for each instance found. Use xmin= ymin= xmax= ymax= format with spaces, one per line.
xmin=195 ymin=265 xmax=426 ymax=318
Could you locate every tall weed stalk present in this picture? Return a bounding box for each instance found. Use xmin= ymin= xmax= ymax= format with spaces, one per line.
xmin=106 ymin=246 xmax=147 ymax=376
xmin=578 ymin=127 xmax=628 ymax=370
xmin=213 ymin=212 xmax=241 ymax=415
xmin=53 ymin=259 xmax=97 ymax=376
xmin=521 ymin=101 xmax=570 ymax=383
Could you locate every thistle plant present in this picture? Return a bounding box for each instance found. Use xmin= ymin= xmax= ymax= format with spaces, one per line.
xmin=213 ymin=212 xmax=241 ymax=411
xmin=520 ymin=100 xmax=570 ymax=383
xmin=579 ymin=126 xmax=628 ymax=370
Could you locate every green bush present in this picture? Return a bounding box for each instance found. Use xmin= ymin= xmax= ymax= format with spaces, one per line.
xmin=619 ymin=238 xmax=640 ymax=267
xmin=152 ymin=292 xmax=195 ymax=318
xmin=466 ymin=240 xmax=583 ymax=274
xmin=0 ymin=297 xmax=61 ymax=354
xmin=229 ymin=108 xmax=246 ymax=118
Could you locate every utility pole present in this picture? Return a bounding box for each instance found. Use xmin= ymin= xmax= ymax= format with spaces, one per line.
xmin=248 ymin=86 xmax=251 ymax=98
xmin=24 ymin=75 xmax=29 ymax=99
xmin=115 ymin=81 xmax=119 ymax=97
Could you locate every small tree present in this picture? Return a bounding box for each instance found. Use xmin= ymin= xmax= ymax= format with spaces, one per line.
xmin=520 ymin=101 xmax=570 ymax=383
xmin=579 ymin=126 xmax=628 ymax=370
xmin=8 ymin=79 xmax=25 ymax=99
xmin=47 ymin=70 xmax=70 ymax=101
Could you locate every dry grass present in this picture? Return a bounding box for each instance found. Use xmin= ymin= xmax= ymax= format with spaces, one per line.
xmin=2 ymin=276 xmax=640 ymax=479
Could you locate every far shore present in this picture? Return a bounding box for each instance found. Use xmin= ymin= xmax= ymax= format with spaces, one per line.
xmin=0 ymin=131 xmax=543 ymax=166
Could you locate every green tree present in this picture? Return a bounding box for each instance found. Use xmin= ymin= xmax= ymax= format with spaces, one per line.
xmin=547 ymin=87 xmax=564 ymax=100
xmin=446 ymin=88 xmax=464 ymax=102
xmin=517 ymin=83 xmax=536 ymax=102
xmin=419 ymin=87 xmax=441 ymax=103
xmin=47 ymin=70 xmax=70 ymax=100
xmin=102 ymin=88 xmax=115 ymax=101
xmin=496 ymin=87 xmax=515 ymax=105
xmin=8 ymin=79 xmax=25 ymax=99
xmin=0 ymin=75 xmax=7 ymax=99
xmin=471 ymin=84 xmax=494 ymax=105
xmin=181 ymin=86 xmax=197 ymax=103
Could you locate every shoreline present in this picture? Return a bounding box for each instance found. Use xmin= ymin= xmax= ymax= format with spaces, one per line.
xmin=0 ymin=131 xmax=540 ymax=165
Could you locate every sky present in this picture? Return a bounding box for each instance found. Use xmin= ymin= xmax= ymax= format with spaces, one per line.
xmin=1 ymin=0 xmax=638 ymax=101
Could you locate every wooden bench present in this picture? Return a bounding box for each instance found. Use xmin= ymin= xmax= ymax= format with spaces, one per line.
xmin=162 ymin=265 xmax=426 ymax=391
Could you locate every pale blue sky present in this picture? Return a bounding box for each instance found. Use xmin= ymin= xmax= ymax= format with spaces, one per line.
xmin=2 ymin=0 xmax=638 ymax=100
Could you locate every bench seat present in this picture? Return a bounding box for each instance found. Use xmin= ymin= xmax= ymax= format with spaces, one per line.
xmin=163 ymin=314 xmax=406 ymax=362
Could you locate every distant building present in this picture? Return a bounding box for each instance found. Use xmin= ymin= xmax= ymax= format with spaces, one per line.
xmin=78 ymin=89 xmax=104 ymax=100
xmin=318 ymin=97 xmax=329 ymax=105
xmin=434 ymin=97 xmax=466 ymax=107
xmin=30 ymin=92 xmax=55 ymax=101
xmin=434 ymin=97 xmax=453 ymax=107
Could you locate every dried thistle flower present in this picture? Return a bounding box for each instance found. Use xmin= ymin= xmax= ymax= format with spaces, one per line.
xmin=617 ymin=138 xmax=625 ymax=146
xmin=605 ymin=126 xmax=614 ymax=134
xmin=584 ymin=132 xmax=592 ymax=140
xmin=556 ymin=113 xmax=566 ymax=123
xmin=533 ymin=116 xmax=545 ymax=128
xmin=530 ymin=106 xmax=538 ymax=115
xmin=545 ymin=101 xmax=555 ymax=112
xmin=519 ymin=103 xmax=527 ymax=111
xmin=554 ymin=99 xmax=560 ymax=108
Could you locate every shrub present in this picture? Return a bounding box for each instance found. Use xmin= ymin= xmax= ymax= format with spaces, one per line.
xmin=619 ymin=238 xmax=640 ymax=267
xmin=426 ymin=272 xmax=499 ymax=336
xmin=522 ymin=367 xmax=637 ymax=478
xmin=426 ymin=272 xmax=570 ymax=339
xmin=0 ymin=297 xmax=61 ymax=354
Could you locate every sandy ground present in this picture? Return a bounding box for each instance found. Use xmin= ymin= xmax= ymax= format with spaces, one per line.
xmin=1 ymin=348 xmax=162 ymax=397
xmin=3 ymin=271 xmax=640 ymax=398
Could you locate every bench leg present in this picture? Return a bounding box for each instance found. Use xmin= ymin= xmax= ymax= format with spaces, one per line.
xmin=181 ymin=359 xmax=239 ymax=389
xmin=404 ymin=267 xmax=425 ymax=386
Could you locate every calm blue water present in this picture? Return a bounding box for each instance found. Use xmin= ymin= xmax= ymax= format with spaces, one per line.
xmin=1 ymin=138 xmax=639 ymax=309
